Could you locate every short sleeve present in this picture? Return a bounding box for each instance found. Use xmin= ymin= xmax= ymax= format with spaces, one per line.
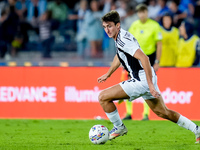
xmin=122 ymin=35 xmax=140 ymax=56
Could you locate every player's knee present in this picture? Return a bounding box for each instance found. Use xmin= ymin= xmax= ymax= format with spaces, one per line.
xmin=98 ymin=91 xmax=107 ymax=104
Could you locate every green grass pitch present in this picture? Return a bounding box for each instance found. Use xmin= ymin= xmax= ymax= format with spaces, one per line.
xmin=0 ymin=119 xmax=199 ymax=150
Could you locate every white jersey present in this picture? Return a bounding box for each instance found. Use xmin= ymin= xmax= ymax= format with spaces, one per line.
xmin=116 ymin=29 xmax=160 ymax=100
xmin=115 ymin=28 xmax=144 ymax=81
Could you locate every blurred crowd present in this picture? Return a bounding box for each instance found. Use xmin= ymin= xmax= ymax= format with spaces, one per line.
xmin=0 ymin=0 xmax=73 ymax=58
xmin=0 ymin=0 xmax=199 ymax=67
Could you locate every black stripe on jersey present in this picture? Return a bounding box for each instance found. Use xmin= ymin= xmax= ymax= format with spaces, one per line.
xmin=116 ymin=30 xmax=125 ymax=47
xmin=117 ymin=38 xmax=125 ymax=47
xmin=124 ymin=32 xmax=130 ymax=38
xmin=124 ymin=32 xmax=129 ymax=37
xmin=116 ymin=40 xmax=124 ymax=47
xmin=117 ymin=48 xmax=143 ymax=81
xmin=123 ymin=37 xmax=131 ymax=41
xmin=132 ymin=37 xmax=140 ymax=48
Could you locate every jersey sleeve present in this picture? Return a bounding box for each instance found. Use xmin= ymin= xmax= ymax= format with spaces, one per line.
xmin=122 ymin=34 xmax=140 ymax=56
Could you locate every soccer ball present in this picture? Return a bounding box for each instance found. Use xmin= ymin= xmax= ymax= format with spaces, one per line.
xmin=89 ymin=124 xmax=109 ymax=144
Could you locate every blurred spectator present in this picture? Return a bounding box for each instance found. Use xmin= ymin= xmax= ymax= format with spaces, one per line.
xmin=27 ymin=0 xmax=47 ymax=27
xmin=176 ymin=21 xmax=200 ymax=67
xmin=168 ymin=0 xmax=187 ymax=28
xmin=69 ymin=0 xmax=89 ymax=58
xmin=160 ymin=13 xmax=179 ymax=67
xmin=148 ymin=0 xmax=161 ymax=20
xmin=47 ymin=0 xmax=68 ymax=22
xmin=178 ymin=0 xmax=195 ymax=17
xmin=115 ymin=0 xmax=127 ymax=21
xmin=84 ymin=0 xmax=111 ymax=58
xmin=1 ymin=0 xmax=21 ymax=58
xmin=122 ymin=5 xmax=138 ymax=31
xmin=15 ymin=0 xmax=33 ymax=52
xmin=103 ymin=0 xmax=116 ymax=58
xmin=110 ymin=0 xmax=116 ymax=10
xmin=135 ymin=0 xmax=147 ymax=4
xmin=156 ymin=0 xmax=170 ymax=23
xmin=0 ymin=9 xmax=8 ymax=58
xmin=15 ymin=0 xmax=27 ymax=20
xmin=38 ymin=10 xmax=54 ymax=58
xmin=47 ymin=0 xmax=72 ymax=34
xmin=0 ymin=0 xmax=7 ymax=18
xmin=193 ymin=0 xmax=200 ymax=37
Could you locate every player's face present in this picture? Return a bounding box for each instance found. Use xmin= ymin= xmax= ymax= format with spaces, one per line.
xmin=102 ymin=21 xmax=120 ymax=39
xmin=137 ymin=10 xmax=148 ymax=23
xmin=163 ymin=16 xmax=172 ymax=29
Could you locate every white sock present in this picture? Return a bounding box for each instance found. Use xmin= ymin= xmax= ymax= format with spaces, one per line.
xmin=106 ymin=109 xmax=123 ymax=127
xmin=177 ymin=115 xmax=197 ymax=134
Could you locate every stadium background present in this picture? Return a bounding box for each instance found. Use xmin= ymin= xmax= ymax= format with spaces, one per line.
xmin=0 ymin=0 xmax=199 ymax=121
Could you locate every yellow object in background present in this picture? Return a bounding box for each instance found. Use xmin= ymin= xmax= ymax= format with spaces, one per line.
xmin=176 ymin=35 xmax=199 ymax=67
xmin=160 ymin=27 xmax=179 ymax=67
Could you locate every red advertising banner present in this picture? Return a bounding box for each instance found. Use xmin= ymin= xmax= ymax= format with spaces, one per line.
xmin=0 ymin=67 xmax=199 ymax=120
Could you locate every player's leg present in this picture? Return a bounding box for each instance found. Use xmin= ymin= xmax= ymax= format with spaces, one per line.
xmin=145 ymin=97 xmax=180 ymax=122
xmin=120 ymin=70 xmax=132 ymax=120
xmin=98 ymin=84 xmax=129 ymax=139
xmin=98 ymin=84 xmax=129 ymax=113
xmin=145 ymin=96 xmax=200 ymax=143
xmin=142 ymin=102 xmax=150 ymax=121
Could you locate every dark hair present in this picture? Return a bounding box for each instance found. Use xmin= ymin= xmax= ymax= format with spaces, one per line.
xmin=160 ymin=12 xmax=174 ymax=29
xmin=183 ymin=20 xmax=194 ymax=38
xmin=136 ymin=4 xmax=148 ymax=12
xmin=170 ymin=0 xmax=179 ymax=6
xmin=101 ymin=10 xmax=120 ymax=25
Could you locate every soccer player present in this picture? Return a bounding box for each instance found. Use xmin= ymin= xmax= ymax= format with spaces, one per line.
xmin=98 ymin=10 xmax=200 ymax=143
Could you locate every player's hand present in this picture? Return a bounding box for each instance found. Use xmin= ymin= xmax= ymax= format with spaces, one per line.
xmin=97 ymin=74 xmax=109 ymax=83
xmin=149 ymin=85 xmax=160 ymax=98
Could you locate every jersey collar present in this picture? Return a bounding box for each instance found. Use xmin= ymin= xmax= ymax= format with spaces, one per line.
xmin=115 ymin=29 xmax=121 ymax=42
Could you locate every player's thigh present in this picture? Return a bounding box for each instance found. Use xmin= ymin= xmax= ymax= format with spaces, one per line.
xmin=145 ymin=96 xmax=168 ymax=114
xmin=99 ymin=84 xmax=129 ymax=102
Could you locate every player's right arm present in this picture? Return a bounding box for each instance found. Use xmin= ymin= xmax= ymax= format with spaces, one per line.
xmin=134 ymin=49 xmax=160 ymax=98
xmin=98 ymin=54 xmax=121 ymax=83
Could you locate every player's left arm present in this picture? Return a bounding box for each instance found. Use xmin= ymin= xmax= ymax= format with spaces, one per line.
xmin=97 ymin=54 xmax=121 ymax=83
xmin=134 ymin=49 xmax=160 ymax=98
